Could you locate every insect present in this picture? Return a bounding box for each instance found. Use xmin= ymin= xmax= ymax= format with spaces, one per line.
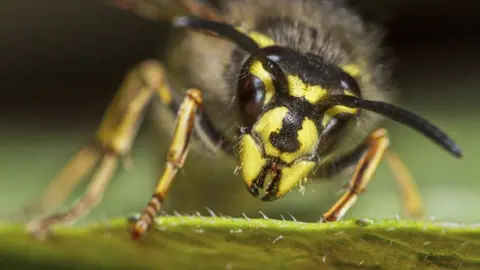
xmin=23 ymin=0 xmax=462 ymax=240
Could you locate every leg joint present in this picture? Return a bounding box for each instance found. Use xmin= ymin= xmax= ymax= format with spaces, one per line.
xmin=186 ymin=88 xmax=203 ymax=105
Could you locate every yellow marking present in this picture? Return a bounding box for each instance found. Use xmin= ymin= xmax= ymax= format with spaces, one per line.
xmin=157 ymin=85 xmax=172 ymax=105
xmin=277 ymin=160 xmax=316 ymax=197
xmin=253 ymin=107 xmax=319 ymax=164
xmin=250 ymin=61 xmax=275 ymax=104
xmin=253 ymin=107 xmax=287 ymax=157
xmin=279 ymin=118 xmax=319 ymax=164
xmin=287 ymin=76 xmax=305 ymax=98
xmin=344 ymin=90 xmax=356 ymax=97
xmin=287 ymin=75 xmax=327 ymax=104
xmin=241 ymin=31 xmax=276 ymax=104
xmin=141 ymin=60 xmax=171 ymax=105
xmin=321 ymin=88 xmax=359 ymax=127
xmin=96 ymin=86 xmax=153 ymax=154
xmin=342 ymin=64 xmax=361 ymax=77
xmin=241 ymin=30 xmax=276 ymax=105
xmin=96 ymin=60 xmax=169 ymax=155
xmin=321 ymin=105 xmax=358 ymax=127
xmin=247 ymin=31 xmax=275 ymax=48
xmin=167 ymin=91 xmax=199 ymax=163
xmin=240 ymin=135 xmax=267 ymax=186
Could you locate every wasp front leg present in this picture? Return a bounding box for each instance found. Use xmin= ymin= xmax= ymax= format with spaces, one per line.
xmin=130 ymin=88 xmax=202 ymax=240
xmin=316 ymin=129 xmax=424 ymax=220
xmin=25 ymin=60 xmax=174 ymax=236
xmin=320 ymin=128 xmax=390 ymax=222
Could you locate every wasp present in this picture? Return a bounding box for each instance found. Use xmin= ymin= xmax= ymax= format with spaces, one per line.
xmin=23 ymin=0 xmax=462 ymax=240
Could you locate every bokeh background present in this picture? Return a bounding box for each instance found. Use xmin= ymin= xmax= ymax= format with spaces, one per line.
xmin=1 ymin=0 xmax=479 ymax=227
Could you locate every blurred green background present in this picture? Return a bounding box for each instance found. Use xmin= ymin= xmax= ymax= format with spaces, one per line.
xmin=0 ymin=0 xmax=479 ymax=227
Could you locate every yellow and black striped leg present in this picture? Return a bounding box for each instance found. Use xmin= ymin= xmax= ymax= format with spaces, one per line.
xmin=321 ymin=128 xmax=390 ymax=222
xmin=130 ymin=88 xmax=202 ymax=240
xmin=24 ymin=60 xmax=168 ymax=236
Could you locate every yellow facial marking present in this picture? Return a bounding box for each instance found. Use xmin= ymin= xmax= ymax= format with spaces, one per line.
xmin=249 ymin=61 xmax=275 ymax=104
xmin=287 ymin=75 xmax=327 ymax=104
xmin=253 ymin=107 xmax=319 ymax=164
xmin=240 ymin=134 xmax=266 ymax=186
xmin=320 ymin=89 xmax=359 ymax=127
xmin=277 ymin=160 xmax=316 ymax=197
xmin=344 ymin=90 xmax=356 ymax=97
xmin=279 ymin=118 xmax=319 ymax=164
xmin=341 ymin=64 xmax=362 ymax=77
xmin=322 ymin=105 xmax=358 ymax=127
xmin=247 ymin=31 xmax=275 ymax=48
xmin=253 ymin=107 xmax=288 ymax=157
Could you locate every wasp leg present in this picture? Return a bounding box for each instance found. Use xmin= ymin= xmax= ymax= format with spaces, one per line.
xmin=25 ymin=59 xmax=230 ymax=237
xmin=27 ymin=153 xmax=119 ymax=237
xmin=17 ymin=144 xmax=102 ymax=222
xmin=316 ymin=132 xmax=425 ymax=220
xmin=24 ymin=60 xmax=167 ymax=236
xmin=321 ymin=128 xmax=390 ymax=222
xmin=130 ymin=88 xmax=202 ymax=240
xmin=385 ymin=150 xmax=425 ymax=219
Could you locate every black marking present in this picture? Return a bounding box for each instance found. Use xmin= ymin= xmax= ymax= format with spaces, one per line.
xmin=261 ymin=171 xmax=282 ymax=201
xmin=246 ymin=157 xmax=275 ymax=198
xmin=254 ymin=18 xmax=362 ymax=96
xmin=269 ymin=112 xmax=304 ymax=153
xmin=246 ymin=165 xmax=269 ymax=198
xmin=258 ymin=46 xmax=347 ymax=93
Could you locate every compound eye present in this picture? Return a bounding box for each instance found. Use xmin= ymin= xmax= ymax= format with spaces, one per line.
xmin=340 ymin=72 xmax=361 ymax=96
xmin=237 ymin=72 xmax=266 ymax=127
xmin=236 ymin=46 xmax=285 ymax=127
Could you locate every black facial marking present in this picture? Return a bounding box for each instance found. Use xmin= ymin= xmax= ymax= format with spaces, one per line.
xmin=246 ymin=160 xmax=271 ymax=198
xmin=261 ymin=172 xmax=282 ymax=201
xmin=269 ymin=112 xmax=304 ymax=153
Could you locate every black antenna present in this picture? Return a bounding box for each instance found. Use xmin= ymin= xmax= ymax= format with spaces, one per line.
xmin=172 ymin=16 xmax=286 ymax=84
xmin=320 ymin=95 xmax=462 ymax=158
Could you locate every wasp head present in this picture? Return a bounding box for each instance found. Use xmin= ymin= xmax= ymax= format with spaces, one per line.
xmin=237 ymin=46 xmax=361 ymax=200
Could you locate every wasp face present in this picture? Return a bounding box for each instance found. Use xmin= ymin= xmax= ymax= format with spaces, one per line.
xmin=237 ymin=46 xmax=360 ymax=201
